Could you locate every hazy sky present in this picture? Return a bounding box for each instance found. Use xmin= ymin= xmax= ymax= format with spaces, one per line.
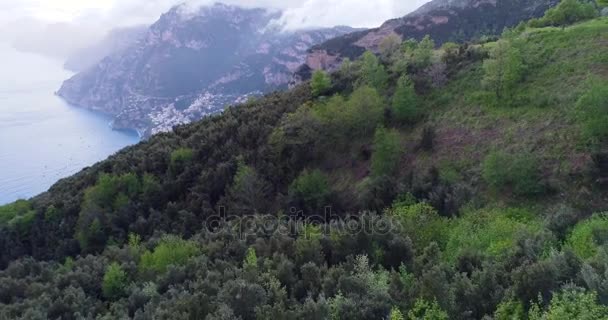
xmin=0 ymin=0 xmax=431 ymax=30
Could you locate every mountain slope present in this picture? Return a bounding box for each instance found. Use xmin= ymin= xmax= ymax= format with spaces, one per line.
xmin=57 ymin=4 xmax=357 ymax=136
xmin=295 ymin=0 xmax=560 ymax=78
xmin=1 ymin=8 xmax=607 ymax=320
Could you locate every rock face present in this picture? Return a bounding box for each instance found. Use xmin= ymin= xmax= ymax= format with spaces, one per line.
xmin=295 ymin=0 xmax=560 ymax=80
xmin=57 ymin=3 xmax=356 ymax=136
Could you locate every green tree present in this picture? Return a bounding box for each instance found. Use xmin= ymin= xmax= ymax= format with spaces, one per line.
xmin=357 ymin=51 xmax=389 ymax=91
xmin=407 ymin=299 xmax=448 ymax=320
xmin=392 ymin=74 xmax=419 ymax=123
xmin=289 ymin=169 xmax=331 ymax=213
xmin=244 ymin=247 xmax=258 ymax=270
xmin=227 ymin=158 xmax=270 ymax=213
xmin=482 ymin=40 xmax=525 ymax=104
xmin=494 ymin=299 xmax=525 ymax=320
xmin=576 ymin=80 xmax=608 ymax=145
xmin=347 ymin=86 xmax=386 ymax=137
xmin=379 ymin=34 xmax=403 ymax=62
xmin=139 ymin=235 xmax=200 ymax=274
xmin=390 ymin=306 xmax=405 ymax=320
xmin=311 ymin=70 xmax=332 ymax=97
xmin=412 ymin=35 xmax=435 ymax=69
xmin=529 ymin=287 xmax=608 ymax=319
xmin=169 ymin=147 xmax=194 ymax=174
xmin=541 ymin=0 xmax=598 ymax=27
xmin=102 ymin=262 xmax=127 ymax=300
xmin=371 ymin=127 xmax=402 ymax=177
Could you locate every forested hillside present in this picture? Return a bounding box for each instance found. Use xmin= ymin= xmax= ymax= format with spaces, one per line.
xmin=1 ymin=2 xmax=608 ymax=319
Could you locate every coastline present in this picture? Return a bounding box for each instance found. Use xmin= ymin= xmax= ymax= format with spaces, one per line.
xmin=54 ymin=91 xmax=144 ymax=140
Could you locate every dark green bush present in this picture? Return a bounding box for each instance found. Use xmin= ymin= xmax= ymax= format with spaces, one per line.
xmin=289 ymin=169 xmax=331 ymax=214
xmin=482 ymin=151 xmax=544 ymax=196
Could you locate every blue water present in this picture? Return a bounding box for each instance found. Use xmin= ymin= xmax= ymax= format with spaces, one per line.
xmin=0 ymin=43 xmax=139 ymax=205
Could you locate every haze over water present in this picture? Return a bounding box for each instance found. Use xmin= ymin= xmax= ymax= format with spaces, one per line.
xmin=0 ymin=43 xmax=139 ymax=205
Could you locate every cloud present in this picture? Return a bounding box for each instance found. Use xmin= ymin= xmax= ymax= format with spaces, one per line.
xmin=0 ymin=0 xmax=431 ymax=60
xmin=53 ymin=0 xmax=429 ymax=30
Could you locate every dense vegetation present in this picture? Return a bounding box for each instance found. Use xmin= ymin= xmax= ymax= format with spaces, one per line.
xmin=1 ymin=3 xmax=607 ymax=319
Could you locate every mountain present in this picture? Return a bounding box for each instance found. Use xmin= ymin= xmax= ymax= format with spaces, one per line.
xmin=294 ymin=0 xmax=560 ymax=78
xmin=57 ymin=3 xmax=357 ymax=137
xmin=63 ymin=26 xmax=147 ymax=72
xmin=1 ymin=2 xmax=607 ymax=318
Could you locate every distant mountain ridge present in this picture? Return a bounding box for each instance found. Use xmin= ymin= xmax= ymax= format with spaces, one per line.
xmin=57 ymin=3 xmax=358 ymax=136
xmin=295 ymin=0 xmax=560 ymax=78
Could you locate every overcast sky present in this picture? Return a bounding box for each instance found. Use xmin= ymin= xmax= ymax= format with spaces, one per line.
xmin=0 ymin=0 xmax=431 ymax=31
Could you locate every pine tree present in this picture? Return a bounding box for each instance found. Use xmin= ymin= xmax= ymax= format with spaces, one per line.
xmin=371 ymin=127 xmax=402 ymax=177
xmin=392 ymin=74 xmax=419 ymax=123
xmin=311 ymin=70 xmax=332 ymax=97
xmin=102 ymin=262 xmax=127 ymax=300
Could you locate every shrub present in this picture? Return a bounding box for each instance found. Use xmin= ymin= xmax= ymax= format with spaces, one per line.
xmin=566 ymin=214 xmax=608 ymax=259
xmin=576 ymin=80 xmax=608 ymax=145
xmin=445 ymin=207 xmax=544 ymax=262
xmin=102 ymin=262 xmax=127 ymax=300
xmin=311 ymin=70 xmax=332 ymax=97
xmin=482 ymin=151 xmax=544 ymax=196
xmin=388 ymin=202 xmax=450 ymax=250
xmin=139 ymin=235 xmax=200 ymax=274
xmin=371 ymin=127 xmax=402 ymax=177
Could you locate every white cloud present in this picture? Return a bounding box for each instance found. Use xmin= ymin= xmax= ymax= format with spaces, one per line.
xmin=1 ymin=0 xmax=431 ymax=31
xmin=0 ymin=0 xmax=431 ymax=60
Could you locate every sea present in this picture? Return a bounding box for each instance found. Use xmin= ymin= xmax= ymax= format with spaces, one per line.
xmin=0 ymin=42 xmax=139 ymax=205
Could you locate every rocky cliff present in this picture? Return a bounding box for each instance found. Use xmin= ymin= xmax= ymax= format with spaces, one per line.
xmin=294 ymin=0 xmax=561 ymax=80
xmin=57 ymin=4 xmax=356 ymax=137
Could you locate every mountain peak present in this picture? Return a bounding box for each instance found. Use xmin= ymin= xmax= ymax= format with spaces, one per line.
xmin=57 ymin=3 xmax=356 ymax=136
